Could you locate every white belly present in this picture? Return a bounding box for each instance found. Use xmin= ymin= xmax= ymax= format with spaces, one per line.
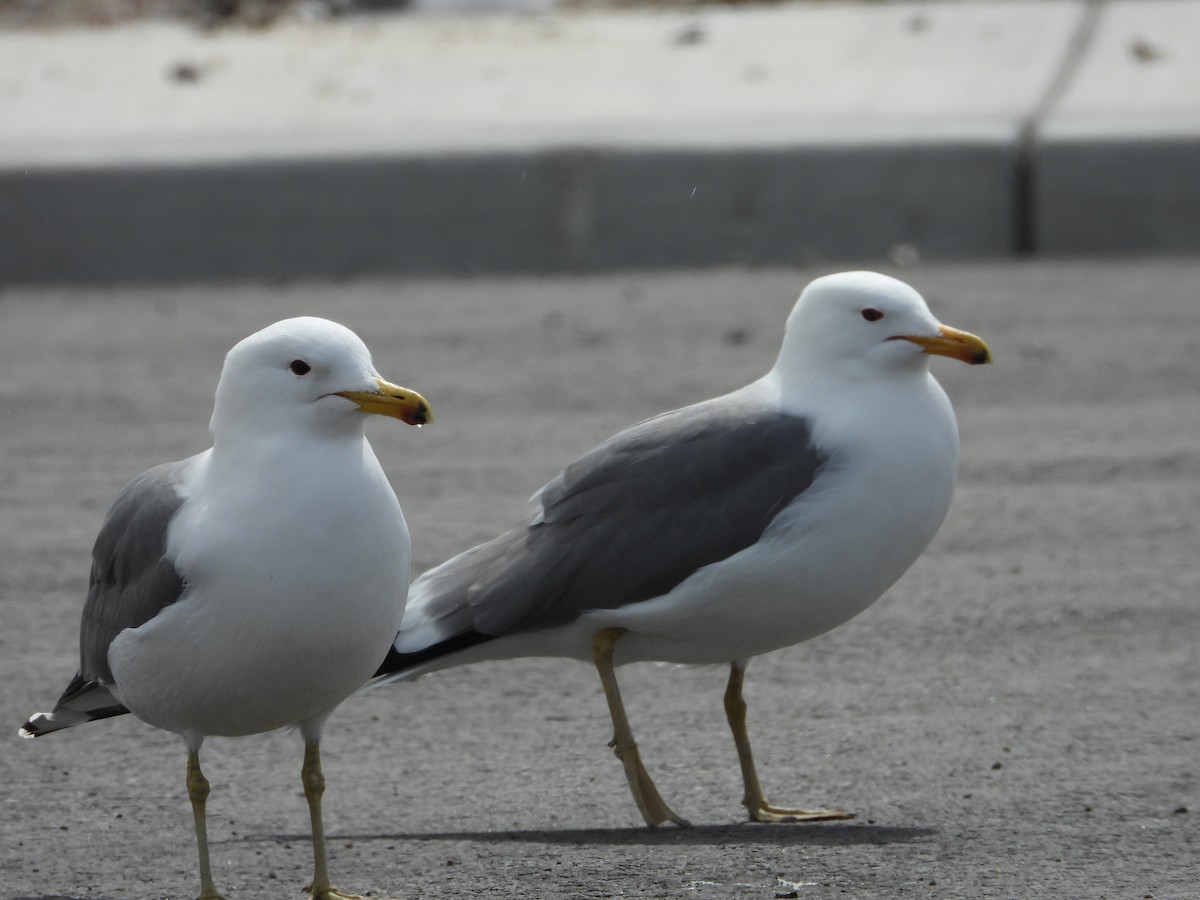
xmin=108 ymin=445 xmax=409 ymax=740
xmin=587 ymin=378 xmax=961 ymax=665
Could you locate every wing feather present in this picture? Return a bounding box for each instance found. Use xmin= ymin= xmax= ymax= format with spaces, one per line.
xmin=80 ymin=458 xmax=193 ymax=683
xmin=393 ymin=395 xmax=824 ymax=662
xmin=22 ymin=457 xmax=196 ymax=736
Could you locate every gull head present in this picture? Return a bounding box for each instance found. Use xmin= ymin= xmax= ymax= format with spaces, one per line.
xmin=210 ymin=317 xmax=432 ymax=441
xmin=772 ymin=271 xmax=991 ymax=386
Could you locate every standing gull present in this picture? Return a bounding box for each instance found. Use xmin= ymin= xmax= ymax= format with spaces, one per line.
xmin=21 ymin=317 xmax=432 ymax=899
xmin=375 ymin=272 xmax=990 ymax=827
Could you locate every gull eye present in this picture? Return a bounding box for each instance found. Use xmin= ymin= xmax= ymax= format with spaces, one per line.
xmin=289 ymin=359 xmax=312 ymax=376
xmin=861 ymin=308 xmax=884 ymax=322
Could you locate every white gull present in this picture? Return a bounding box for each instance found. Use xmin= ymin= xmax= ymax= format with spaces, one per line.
xmin=375 ymin=271 xmax=989 ymax=827
xmin=22 ymin=316 xmax=432 ymax=898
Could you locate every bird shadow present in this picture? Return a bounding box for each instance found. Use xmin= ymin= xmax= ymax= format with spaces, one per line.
xmin=18 ymin=827 xmax=932 ymax=900
xmin=249 ymin=821 xmax=934 ymax=849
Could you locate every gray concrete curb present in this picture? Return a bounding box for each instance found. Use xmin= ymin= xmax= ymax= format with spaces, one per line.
xmin=1 ymin=0 xmax=1197 ymax=284
xmin=0 ymin=143 xmax=1020 ymax=282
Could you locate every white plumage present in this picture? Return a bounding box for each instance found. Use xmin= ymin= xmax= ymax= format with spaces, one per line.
xmin=23 ymin=316 xmax=431 ymax=900
xmin=377 ymin=271 xmax=990 ymax=827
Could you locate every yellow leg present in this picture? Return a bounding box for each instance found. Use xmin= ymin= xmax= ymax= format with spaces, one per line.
xmin=592 ymin=628 xmax=690 ymax=828
xmin=724 ymin=662 xmax=853 ymax=823
xmin=186 ymin=750 xmax=226 ymax=900
xmin=302 ymin=741 xmax=363 ymax=900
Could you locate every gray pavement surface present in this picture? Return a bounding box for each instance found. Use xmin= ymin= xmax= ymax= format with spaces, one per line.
xmin=2 ymin=1 xmax=1200 ymax=282
xmin=2 ymin=258 xmax=1198 ymax=898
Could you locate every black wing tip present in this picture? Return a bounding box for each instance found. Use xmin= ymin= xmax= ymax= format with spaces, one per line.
xmin=20 ymin=671 xmax=133 ymax=740
xmin=373 ymin=630 xmax=495 ymax=680
xmin=19 ymin=702 xmax=131 ymax=739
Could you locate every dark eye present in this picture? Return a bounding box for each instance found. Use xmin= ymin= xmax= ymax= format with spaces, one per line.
xmin=289 ymin=359 xmax=312 ymax=376
xmin=861 ymin=308 xmax=884 ymax=322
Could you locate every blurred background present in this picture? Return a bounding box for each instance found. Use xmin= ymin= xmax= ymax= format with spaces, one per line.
xmin=3 ymin=4 xmax=1199 ymax=898
xmin=1 ymin=0 xmax=1196 ymax=284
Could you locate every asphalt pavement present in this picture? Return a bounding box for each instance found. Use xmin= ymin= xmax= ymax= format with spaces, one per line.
xmin=2 ymin=258 xmax=1197 ymax=899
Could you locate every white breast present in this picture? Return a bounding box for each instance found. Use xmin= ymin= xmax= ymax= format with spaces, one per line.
xmin=589 ymin=372 xmax=960 ymax=665
xmin=107 ymin=440 xmax=409 ymax=739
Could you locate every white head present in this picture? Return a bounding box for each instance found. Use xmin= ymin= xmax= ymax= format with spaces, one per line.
xmin=210 ymin=317 xmax=432 ymax=447
xmin=770 ymin=271 xmax=991 ymax=388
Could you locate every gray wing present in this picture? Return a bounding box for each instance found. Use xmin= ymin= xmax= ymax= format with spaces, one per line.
xmin=21 ymin=456 xmax=195 ymax=737
xmin=416 ymin=393 xmax=824 ymax=640
xmin=79 ymin=457 xmax=194 ymax=684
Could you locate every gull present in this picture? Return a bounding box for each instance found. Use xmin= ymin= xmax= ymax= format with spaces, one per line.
xmin=375 ymin=272 xmax=989 ymax=827
xmin=22 ymin=317 xmax=432 ymax=898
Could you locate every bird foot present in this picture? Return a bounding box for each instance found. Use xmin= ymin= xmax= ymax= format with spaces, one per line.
xmin=645 ymin=809 xmax=692 ymax=829
xmin=748 ymin=802 xmax=854 ymax=824
xmin=628 ymin=753 xmax=691 ymax=829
